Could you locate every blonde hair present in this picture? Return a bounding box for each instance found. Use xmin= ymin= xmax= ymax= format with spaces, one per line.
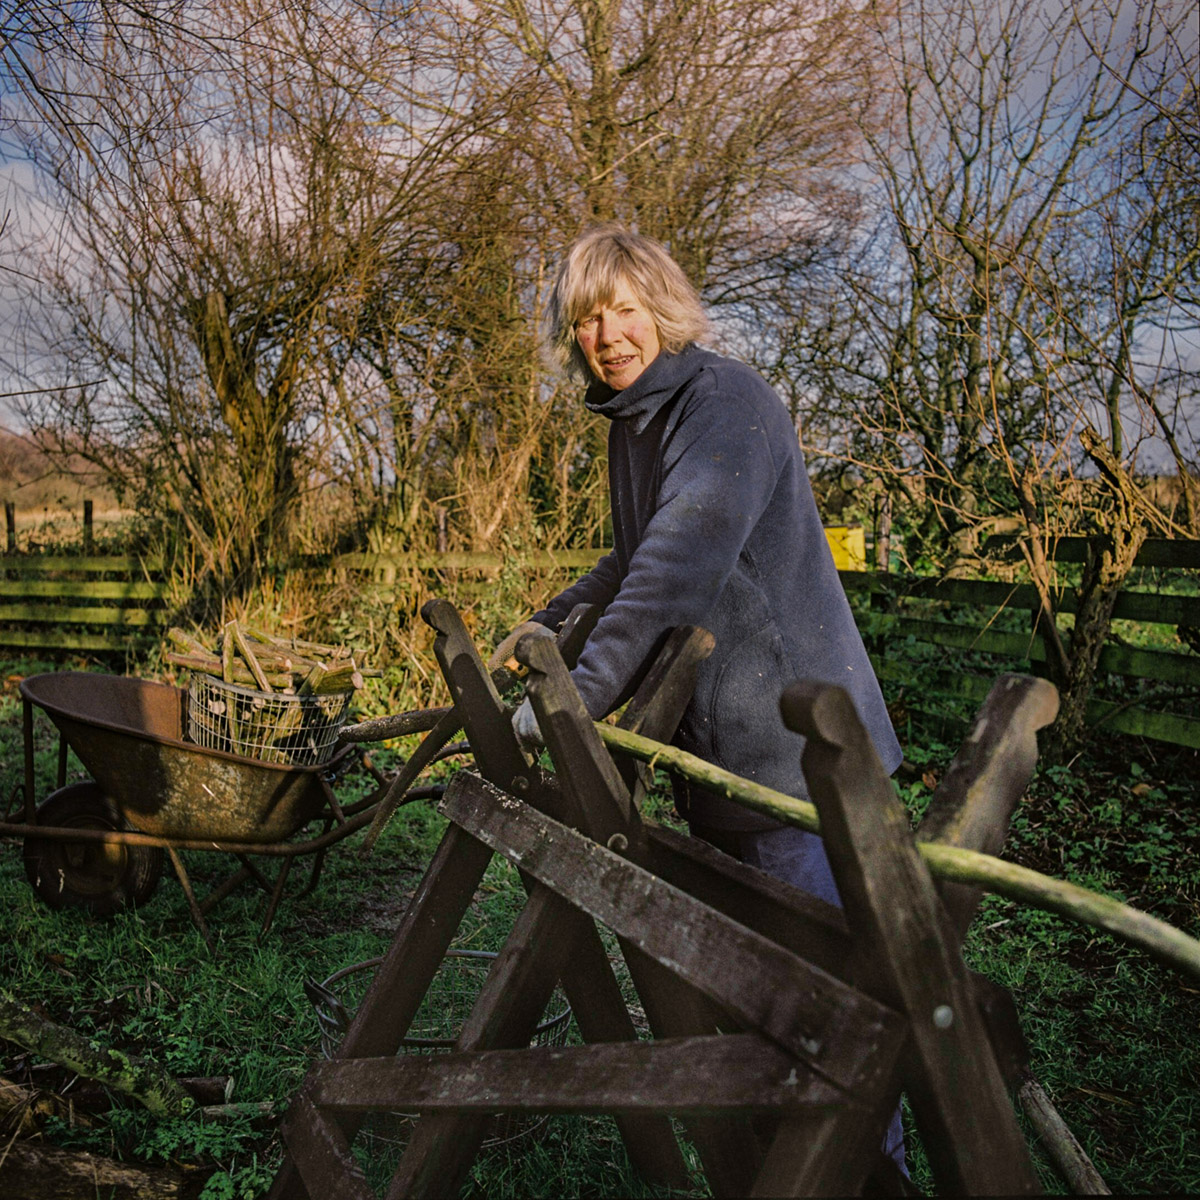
xmin=546 ymin=225 xmax=710 ymax=383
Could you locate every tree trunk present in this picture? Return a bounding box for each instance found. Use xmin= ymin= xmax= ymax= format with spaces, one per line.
xmin=1047 ymin=530 xmax=1145 ymax=761
xmin=0 ymin=992 xmax=195 ymax=1118
xmin=1044 ymin=427 xmax=1150 ymax=762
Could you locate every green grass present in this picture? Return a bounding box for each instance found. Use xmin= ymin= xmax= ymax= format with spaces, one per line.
xmin=0 ymin=665 xmax=699 ymax=1198
xmin=893 ymin=729 xmax=1200 ymax=1194
xmin=2 ymin=648 xmax=1198 ymax=1196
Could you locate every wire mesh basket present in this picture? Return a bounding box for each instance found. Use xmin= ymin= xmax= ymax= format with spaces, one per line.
xmin=305 ymin=949 xmax=573 ymax=1148
xmin=186 ymin=673 xmax=353 ymax=766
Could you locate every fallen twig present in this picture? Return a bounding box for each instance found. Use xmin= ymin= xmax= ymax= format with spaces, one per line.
xmin=1019 ymin=1077 xmax=1110 ymax=1194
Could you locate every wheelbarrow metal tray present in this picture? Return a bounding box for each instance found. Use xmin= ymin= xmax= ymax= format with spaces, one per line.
xmin=20 ymin=672 xmax=328 ymax=843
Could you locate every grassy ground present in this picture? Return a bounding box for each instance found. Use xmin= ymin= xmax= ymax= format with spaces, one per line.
xmin=1 ymin=649 xmax=1197 ymax=1196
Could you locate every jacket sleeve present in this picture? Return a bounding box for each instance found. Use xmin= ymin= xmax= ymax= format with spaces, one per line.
xmin=531 ymin=550 xmax=622 ymax=630
xmin=568 ymin=386 xmax=782 ymax=717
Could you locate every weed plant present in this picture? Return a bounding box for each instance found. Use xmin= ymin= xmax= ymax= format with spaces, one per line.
xmin=1 ymin=630 xmax=1198 ymax=1195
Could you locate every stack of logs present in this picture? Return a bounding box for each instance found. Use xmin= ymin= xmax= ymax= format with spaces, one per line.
xmin=166 ymin=623 xmax=373 ymax=697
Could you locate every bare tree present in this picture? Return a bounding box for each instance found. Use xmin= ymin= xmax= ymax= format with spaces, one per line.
xmin=360 ymin=0 xmax=884 ymax=551
xmin=789 ymin=0 xmax=1198 ymax=755
xmin=3 ymin=0 xmax=476 ymax=603
xmin=5 ymin=1 xmax=890 ymax=592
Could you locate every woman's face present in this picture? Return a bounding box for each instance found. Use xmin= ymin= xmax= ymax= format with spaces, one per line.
xmin=575 ymin=281 xmax=661 ymax=391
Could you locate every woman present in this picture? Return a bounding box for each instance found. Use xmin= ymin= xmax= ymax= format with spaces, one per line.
xmin=501 ymin=223 xmax=908 ymax=1170
xmin=501 ymin=224 xmax=903 ymax=895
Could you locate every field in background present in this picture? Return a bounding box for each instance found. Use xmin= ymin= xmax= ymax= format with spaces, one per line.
xmin=6 ymin=505 xmax=133 ymax=548
xmin=2 ymin=429 xmax=131 ymax=552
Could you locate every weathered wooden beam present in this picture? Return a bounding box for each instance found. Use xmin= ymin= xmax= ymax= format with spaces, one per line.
xmin=385 ymin=883 xmax=588 ymax=1200
xmin=0 ymin=603 xmax=162 ymax=625
xmin=0 ymin=553 xmax=165 ymax=572
xmin=782 ymin=681 xmax=1041 ymax=1196
xmin=985 ymin=534 xmax=1200 ymax=570
xmin=836 ymin=569 xmax=1200 ymax=626
xmin=488 ymin=627 xmax=762 ymax=1195
xmin=440 ymin=772 xmax=904 ymax=1092
xmin=882 ymin=614 xmax=1197 ymax=687
xmin=518 ymin=633 xmax=638 ymax=844
xmin=612 ymin=624 xmax=715 ymax=805
xmin=642 ymin=822 xmax=850 ymax=974
xmin=328 ymin=548 xmax=608 ymax=572
xmin=546 ymin=908 xmax=692 ymax=1189
xmin=598 ymin=723 xmax=1200 ymax=979
xmin=915 ymin=673 xmax=1059 ymax=939
xmin=268 ymin=822 xmax=493 ymax=1200
xmin=518 ymin=611 xmax=697 ymax=1190
xmin=280 ymin=1092 xmax=375 ymax=1200
xmin=0 ymin=628 xmax=152 ymax=652
xmin=425 ymin=598 xmax=531 ymax=789
xmin=308 ymin=1032 xmax=857 ymax=1115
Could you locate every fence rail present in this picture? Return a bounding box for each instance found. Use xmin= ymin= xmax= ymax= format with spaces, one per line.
xmin=0 ymin=554 xmax=169 ymax=653
xmin=2 ymin=536 xmax=1196 ymax=748
xmin=839 ymin=570 xmax=1199 ymax=749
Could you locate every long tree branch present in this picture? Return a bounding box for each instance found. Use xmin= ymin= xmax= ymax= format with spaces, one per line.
xmin=597 ymin=724 xmax=1200 ymax=984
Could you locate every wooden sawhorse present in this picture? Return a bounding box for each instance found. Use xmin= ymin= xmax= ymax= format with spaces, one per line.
xmin=270 ymin=599 xmax=1057 ymax=1197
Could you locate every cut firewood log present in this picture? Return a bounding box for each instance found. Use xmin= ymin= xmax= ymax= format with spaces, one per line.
xmin=166 ymin=628 xmax=210 ymax=658
xmin=231 ymin=624 xmax=273 ymax=693
xmin=0 ymin=1141 xmax=209 ymax=1200
xmin=165 ymin=622 xmax=373 ymax=694
xmin=297 ymin=661 xmax=328 ymax=696
xmin=165 ymin=653 xmax=293 ymax=691
xmin=244 ymin=627 xmax=353 ymax=659
xmin=220 ymin=622 xmax=236 ymax=685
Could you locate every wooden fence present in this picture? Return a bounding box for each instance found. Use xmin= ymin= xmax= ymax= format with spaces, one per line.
xmin=0 ymin=555 xmax=169 ymax=654
xmin=2 ymin=533 xmax=1196 ymax=748
xmin=840 ymin=569 xmax=1199 ymax=749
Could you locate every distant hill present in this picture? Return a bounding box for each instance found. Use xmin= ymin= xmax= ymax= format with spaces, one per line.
xmin=0 ymin=429 xmax=121 ymax=513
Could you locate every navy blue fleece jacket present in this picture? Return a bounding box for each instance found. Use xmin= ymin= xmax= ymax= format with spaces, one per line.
xmin=533 ymin=346 xmax=902 ymax=830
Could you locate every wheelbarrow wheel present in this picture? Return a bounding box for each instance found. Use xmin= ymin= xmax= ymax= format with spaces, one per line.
xmin=23 ymin=782 xmax=164 ymax=916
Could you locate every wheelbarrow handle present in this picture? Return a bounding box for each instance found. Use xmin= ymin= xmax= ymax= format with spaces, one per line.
xmin=339 ymin=668 xmax=526 ymax=746
xmin=339 ymin=706 xmax=453 ymax=743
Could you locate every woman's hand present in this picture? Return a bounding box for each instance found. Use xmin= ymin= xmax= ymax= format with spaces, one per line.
xmin=511 ymin=696 xmax=544 ymax=751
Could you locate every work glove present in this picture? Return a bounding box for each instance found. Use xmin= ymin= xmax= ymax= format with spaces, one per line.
xmin=511 ymin=695 xmax=544 ymax=751
xmin=487 ymin=620 xmax=554 ymax=671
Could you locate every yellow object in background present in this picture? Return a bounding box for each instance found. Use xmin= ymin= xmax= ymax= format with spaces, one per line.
xmin=824 ymin=525 xmax=866 ymax=570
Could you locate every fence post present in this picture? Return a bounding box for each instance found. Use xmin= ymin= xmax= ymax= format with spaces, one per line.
xmin=875 ymin=491 xmax=892 ymax=573
xmin=83 ymin=499 xmax=94 ymax=555
xmin=5 ymin=501 xmax=14 ymax=554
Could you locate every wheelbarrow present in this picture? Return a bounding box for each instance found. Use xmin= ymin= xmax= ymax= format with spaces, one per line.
xmin=2 ymin=672 xmax=451 ymax=946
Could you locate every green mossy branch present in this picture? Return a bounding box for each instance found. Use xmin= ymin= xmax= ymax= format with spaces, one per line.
xmin=597 ymin=723 xmax=1200 ymax=984
xmin=0 ymin=990 xmax=195 ymax=1118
